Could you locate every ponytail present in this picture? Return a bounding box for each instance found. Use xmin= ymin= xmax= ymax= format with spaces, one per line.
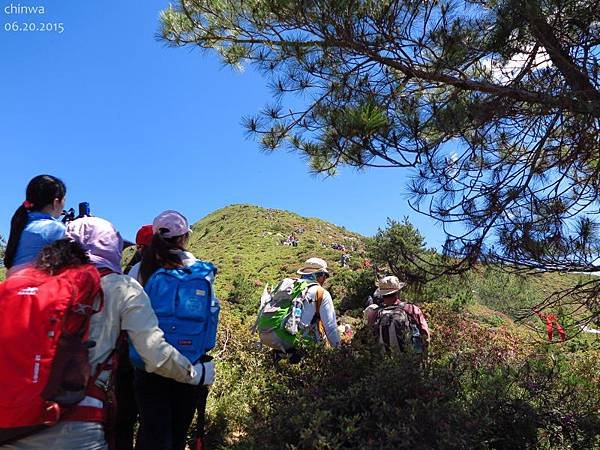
xmin=139 ymin=232 xmax=187 ymax=286
xmin=4 ymin=175 xmax=66 ymax=268
xmin=4 ymin=205 xmax=29 ymax=269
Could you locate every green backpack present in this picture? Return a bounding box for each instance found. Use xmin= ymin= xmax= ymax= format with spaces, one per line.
xmin=256 ymin=278 xmax=319 ymax=347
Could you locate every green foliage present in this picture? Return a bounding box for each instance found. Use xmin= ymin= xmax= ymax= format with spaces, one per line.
xmin=367 ymin=217 xmax=428 ymax=285
xmin=450 ymin=290 xmax=475 ymax=312
xmin=410 ymin=265 xmax=556 ymax=322
xmin=226 ymin=276 xmax=258 ymax=315
xmin=474 ymin=266 xmax=537 ymax=315
xmin=328 ymin=268 xmax=376 ymax=314
xmin=205 ymin=302 xmax=600 ymax=449
xmin=419 ymin=270 xmax=476 ymax=304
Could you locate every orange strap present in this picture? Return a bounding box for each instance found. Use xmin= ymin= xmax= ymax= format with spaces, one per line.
xmin=315 ymin=287 xmax=329 ymax=346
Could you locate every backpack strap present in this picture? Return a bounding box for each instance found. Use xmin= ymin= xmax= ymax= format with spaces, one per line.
xmin=89 ymin=267 xmax=117 ymax=314
xmin=314 ymin=287 xmax=328 ymax=345
xmin=315 ymin=287 xmax=325 ymax=313
xmin=62 ymin=330 xmax=127 ymax=450
xmin=98 ymin=268 xmax=115 ymax=277
xmin=63 ymin=269 xmax=125 ymax=442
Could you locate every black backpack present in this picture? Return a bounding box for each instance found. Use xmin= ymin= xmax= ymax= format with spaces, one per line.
xmin=374 ymin=304 xmax=423 ymax=354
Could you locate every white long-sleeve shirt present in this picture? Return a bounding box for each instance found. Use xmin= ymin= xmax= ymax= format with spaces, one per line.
xmin=300 ymin=284 xmax=341 ymax=348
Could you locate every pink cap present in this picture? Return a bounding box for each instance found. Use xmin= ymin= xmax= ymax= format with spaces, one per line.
xmin=152 ymin=210 xmax=191 ymax=238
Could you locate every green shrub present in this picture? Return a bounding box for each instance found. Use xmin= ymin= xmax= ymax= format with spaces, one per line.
xmin=328 ymin=269 xmax=376 ymax=314
xmin=226 ymin=277 xmax=257 ymax=305
xmin=225 ymin=276 xmax=261 ymax=316
xmin=419 ymin=271 xmax=475 ymax=304
xmin=474 ymin=267 xmax=537 ymax=316
xmin=450 ymin=290 xmax=475 ymax=312
xmin=201 ymin=303 xmax=600 ymax=450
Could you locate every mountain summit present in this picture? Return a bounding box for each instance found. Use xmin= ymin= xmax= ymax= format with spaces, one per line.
xmin=187 ymin=204 xmax=366 ymax=297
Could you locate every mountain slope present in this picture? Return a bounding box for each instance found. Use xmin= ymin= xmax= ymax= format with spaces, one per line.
xmin=186 ymin=204 xmax=367 ymax=305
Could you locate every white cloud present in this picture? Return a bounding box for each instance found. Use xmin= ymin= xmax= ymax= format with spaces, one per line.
xmin=482 ymin=46 xmax=553 ymax=84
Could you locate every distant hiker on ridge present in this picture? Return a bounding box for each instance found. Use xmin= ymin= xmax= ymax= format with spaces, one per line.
xmin=340 ymin=253 xmax=350 ymax=267
xmin=255 ymin=257 xmax=341 ymax=362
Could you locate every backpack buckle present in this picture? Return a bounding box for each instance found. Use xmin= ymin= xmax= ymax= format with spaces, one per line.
xmin=72 ymin=303 xmax=94 ymax=315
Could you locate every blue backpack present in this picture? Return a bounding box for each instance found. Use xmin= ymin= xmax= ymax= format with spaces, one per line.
xmin=130 ymin=261 xmax=220 ymax=367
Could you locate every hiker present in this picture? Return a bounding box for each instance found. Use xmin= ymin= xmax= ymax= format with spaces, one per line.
xmin=3 ymin=174 xmax=66 ymax=276
xmin=131 ymin=210 xmax=219 ymax=450
xmin=363 ymin=276 xmax=430 ymax=354
xmin=340 ymin=253 xmax=350 ymax=267
xmin=0 ymin=219 xmax=213 ymax=450
xmin=123 ymin=224 xmax=153 ymax=275
xmin=256 ymin=257 xmax=341 ymax=362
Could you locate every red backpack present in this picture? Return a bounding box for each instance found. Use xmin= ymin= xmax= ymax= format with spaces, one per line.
xmin=0 ymin=264 xmax=102 ymax=444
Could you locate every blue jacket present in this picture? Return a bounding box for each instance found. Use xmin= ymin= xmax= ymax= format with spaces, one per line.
xmin=12 ymin=212 xmax=65 ymax=267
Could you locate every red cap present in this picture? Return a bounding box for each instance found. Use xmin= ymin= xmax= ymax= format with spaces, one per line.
xmin=135 ymin=224 xmax=154 ymax=247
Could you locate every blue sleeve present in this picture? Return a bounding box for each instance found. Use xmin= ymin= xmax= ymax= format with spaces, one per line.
xmin=40 ymin=220 xmax=66 ymax=242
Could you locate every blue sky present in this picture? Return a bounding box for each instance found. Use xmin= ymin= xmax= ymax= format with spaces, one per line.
xmin=0 ymin=0 xmax=446 ymax=248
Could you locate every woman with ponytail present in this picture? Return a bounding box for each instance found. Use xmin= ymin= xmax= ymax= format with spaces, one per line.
xmin=132 ymin=210 xmax=218 ymax=450
xmin=4 ymin=174 xmax=67 ymax=276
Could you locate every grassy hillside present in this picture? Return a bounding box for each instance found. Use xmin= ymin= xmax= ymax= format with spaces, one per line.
xmin=186 ymin=204 xmax=368 ymax=314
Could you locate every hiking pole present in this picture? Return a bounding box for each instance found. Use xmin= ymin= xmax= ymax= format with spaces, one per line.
xmin=193 ymin=355 xmax=212 ymax=450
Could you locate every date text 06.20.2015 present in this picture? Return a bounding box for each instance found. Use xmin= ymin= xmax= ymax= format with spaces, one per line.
xmin=4 ymin=22 xmax=64 ymax=33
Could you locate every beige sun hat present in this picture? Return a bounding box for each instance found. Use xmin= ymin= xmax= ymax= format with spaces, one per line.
xmin=374 ymin=276 xmax=406 ymax=297
xmin=297 ymin=257 xmax=329 ymax=275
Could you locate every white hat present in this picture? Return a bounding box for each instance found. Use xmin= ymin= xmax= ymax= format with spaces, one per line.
xmin=374 ymin=276 xmax=406 ymax=297
xmin=152 ymin=210 xmax=192 ymax=238
xmin=297 ymin=257 xmax=329 ymax=275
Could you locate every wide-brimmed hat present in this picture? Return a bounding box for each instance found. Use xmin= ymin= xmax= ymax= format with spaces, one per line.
xmin=374 ymin=276 xmax=406 ymax=297
xmin=297 ymin=257 xmax=329 ymax=275
xmin=152 ymin=210 xmax=192 ymax=238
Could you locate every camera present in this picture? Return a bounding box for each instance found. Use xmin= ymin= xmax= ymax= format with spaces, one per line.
xmin=61 ymin=202 xmax=91 ymax=224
